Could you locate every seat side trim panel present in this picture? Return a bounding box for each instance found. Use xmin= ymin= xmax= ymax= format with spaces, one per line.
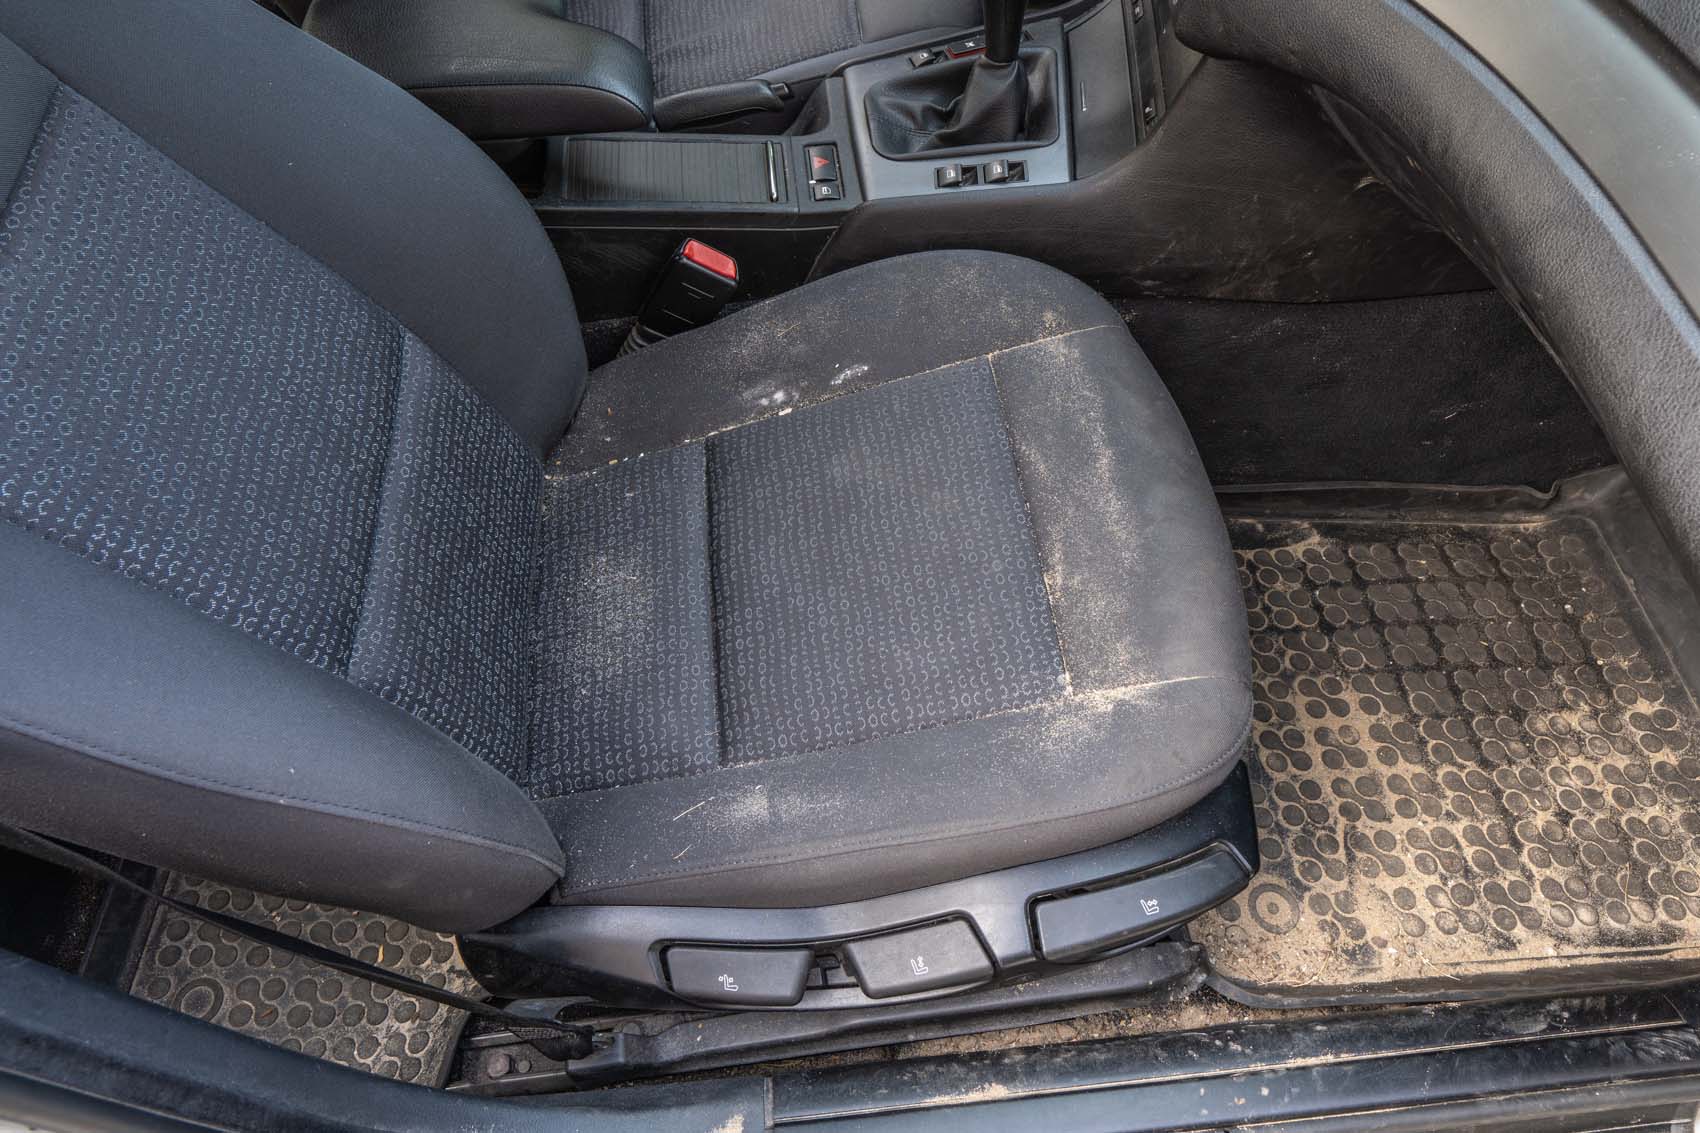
xmin=0 ymin=524 xmax=563 ymax=932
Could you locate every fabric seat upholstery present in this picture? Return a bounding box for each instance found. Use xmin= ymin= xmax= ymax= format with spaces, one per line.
xmin=0 ymin=0 xmax=577 ymax=932
xmin=0 ymin=0 xmax=1249 ymax=934
xmin=562 ymin=0 xmax=980 ymax=99
xmin=533 ymin=253 xmax=1252 ymax=905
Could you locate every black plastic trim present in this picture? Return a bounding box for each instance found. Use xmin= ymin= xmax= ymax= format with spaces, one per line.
xmin=454 ymin=944 xmax=1200 ymax=1090
xmin=1413 ymin=0 xmax=1700 ymax=319
xmin=0 ymin=953 xmax=763 ymax=1132
xmin=770 ymin=991 xmax=1697 ymax=1128
xmin=462 ymin=764 xmax=1256 ymax=1008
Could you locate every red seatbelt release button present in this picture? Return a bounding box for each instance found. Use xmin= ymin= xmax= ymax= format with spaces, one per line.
xmin=681 ymin=238 xmax=738 ymax=282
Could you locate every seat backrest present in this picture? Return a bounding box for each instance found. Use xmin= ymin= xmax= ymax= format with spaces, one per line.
xmin=0 ymin=0 xmax=585 ymax=931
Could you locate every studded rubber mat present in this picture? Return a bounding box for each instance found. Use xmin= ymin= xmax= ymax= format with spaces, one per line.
xmin=1193 ymin=514 xmax=1700 ymax=1002
xmin=130 ymin=874 xmax=475 ymax=1084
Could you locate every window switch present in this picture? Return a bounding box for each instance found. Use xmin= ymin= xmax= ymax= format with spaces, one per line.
xmin=908 ymin=47 xmax=940 ymax=68
xmin=935 ymin=164 xmax=964 ymax=188
xmin=983 ymin=159 xmax=1011 ymax=184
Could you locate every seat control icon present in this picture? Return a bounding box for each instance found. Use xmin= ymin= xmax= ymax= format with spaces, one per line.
xmin=841 ymin=920 xmax=993 ymax=998
xmin=667 ymin=946 xmax=814 ymax=1006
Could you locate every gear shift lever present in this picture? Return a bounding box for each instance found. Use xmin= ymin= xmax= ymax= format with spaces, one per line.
xmin=862 ymin=0 xmax=1041 ymax=155
xmin=984 ymin=0 xmax=1026 ymax=65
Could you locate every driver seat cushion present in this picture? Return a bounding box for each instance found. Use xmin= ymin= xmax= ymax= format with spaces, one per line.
xmin=535 ymin=251 xmax=1254 ymax=907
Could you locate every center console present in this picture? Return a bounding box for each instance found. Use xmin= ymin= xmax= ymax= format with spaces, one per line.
xmin=531 ymin=0 xmax=1180 ymax=325
xmin=843 ymin=19 xmax=1071 ymax=198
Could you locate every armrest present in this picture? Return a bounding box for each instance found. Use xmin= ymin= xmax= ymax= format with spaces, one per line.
xmin=305 ymin=0 xmax=654 ymax=140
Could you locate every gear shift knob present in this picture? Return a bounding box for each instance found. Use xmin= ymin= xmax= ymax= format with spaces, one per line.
xmin=983 ymin=0 xmax=1028 ymax=64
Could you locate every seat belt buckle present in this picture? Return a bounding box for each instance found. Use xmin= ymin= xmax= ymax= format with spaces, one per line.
xmin=621 ymin=239 xmax=739 ymax=355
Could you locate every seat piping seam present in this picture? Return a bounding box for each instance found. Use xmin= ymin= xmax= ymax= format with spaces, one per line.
xmin=554 ymin=679 xmax=1253 ymax=891
xmin=18 ymin=68 xmax=534 ymax=455
xmin=701 ymin=444 xmax=734 ymax=765
xmin=0 ymin=711 xmax=565 ymax=874
xmin=985 ymin=350 xmax=1074 ymax=692
xmin=343 ymin=328 xmax=410 ymax=678
xmin=558 ymin=323 xmax=1121 ymax=479
xmin=0 ymin=74 xmax=57 ymax=221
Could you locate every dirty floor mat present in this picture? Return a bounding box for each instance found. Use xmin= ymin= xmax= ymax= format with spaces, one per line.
xmin=130 ymin=874 xmax=475 ymax=1084
xmin=1193 ymin=513 xmax=1700 ymax=1003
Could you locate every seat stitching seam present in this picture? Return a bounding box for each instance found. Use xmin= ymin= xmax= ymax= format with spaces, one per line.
xmin=6 ymin=506 xmax=545 ymax=828
xmin=556 ymin=685 xmax=1253 ymax=890
xmin=701 ymin=445 xmax=733 ymax=766
xmin=0 ymin=79 xmax=58 ymax=220
xmin=563 ymin=709 xmax=1251 ymax=893
xmin=536 ymin=671 xmax=1234 ymax=803
xmin=0 ymin=710 xmax=563 ymax=871
xmin=562 ymin=324 xmax=1120 ymax=479
xmin=519 ymin=466 xmax=547 ymax=789
xmin=344 ymin=329 xmax=410 ymax=678
xmin=25 ymin=71 xmax=532 ymax=454
xmin=985 ymin=351 xmax=1074 ymax=691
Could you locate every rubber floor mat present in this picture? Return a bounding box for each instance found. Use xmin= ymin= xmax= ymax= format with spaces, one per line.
xmin=130 ymin=874 xmax=475 ymax=1084
xmin=1193 ymin=514 xmax=1700 ymax=1002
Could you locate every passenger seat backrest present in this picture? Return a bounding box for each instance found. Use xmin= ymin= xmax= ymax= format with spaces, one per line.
xmin=0 ymin=0 xmax=584 ymax=930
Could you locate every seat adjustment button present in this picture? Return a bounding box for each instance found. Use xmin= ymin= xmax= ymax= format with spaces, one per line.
xmin=841 ymin=920 xmax=993 ymax=999
xmin=665 ymin=946 xmax=814 ymax=1006
xmin=1033 ymin=848 xmax=1250 ymax=963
